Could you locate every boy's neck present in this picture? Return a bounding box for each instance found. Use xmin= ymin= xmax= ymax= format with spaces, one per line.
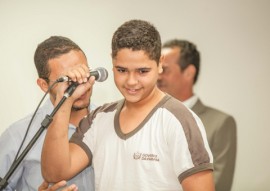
xmin=119 ymin=89 xmax=165 ymax=134
xmin=124 ymin=88 xmax=165 ymax=110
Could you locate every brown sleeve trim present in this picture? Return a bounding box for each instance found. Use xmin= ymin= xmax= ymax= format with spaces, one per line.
xmin=70 ymin=139 xmax=93 ymax=166
xmin=178 ymin=163 xmax=214 ymax=183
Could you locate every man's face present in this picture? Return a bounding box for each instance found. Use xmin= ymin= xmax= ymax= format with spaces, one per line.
xmin=112 ymin=48 xmax=162 ymax=104
xmin=157 ymin=47 xmax=186 ymax=100
xmin=47 ymin=50 xmax=92 ymax=110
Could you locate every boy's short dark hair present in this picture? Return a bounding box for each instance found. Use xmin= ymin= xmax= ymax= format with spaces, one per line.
xmin=111 ymin=19 xmax=161 ymax=64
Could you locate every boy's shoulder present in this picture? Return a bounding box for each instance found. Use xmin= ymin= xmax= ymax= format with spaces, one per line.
xmin=161 ymin=94 xmax=189 ymax=112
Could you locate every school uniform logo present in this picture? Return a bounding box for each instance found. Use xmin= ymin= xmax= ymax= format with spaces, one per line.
xmin=133 ymin=152 xmax=159 ymax=161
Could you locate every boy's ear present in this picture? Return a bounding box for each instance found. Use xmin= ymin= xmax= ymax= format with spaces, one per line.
xmin=37 ymin=78 xmax=49 ymax=93
xmin=158 ymin=55 xmax=164 ymax=74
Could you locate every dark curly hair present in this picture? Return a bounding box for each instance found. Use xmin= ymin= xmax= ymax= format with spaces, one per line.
xmin=34 ymin=36 xmax=85 ymax=82
xmin=163 ymin=39 xmax=200 ymax=84
xmin=111 ymin=19 xmax=161 ymax=64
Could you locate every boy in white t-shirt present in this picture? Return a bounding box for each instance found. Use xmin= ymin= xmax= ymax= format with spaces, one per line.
xmin=41 ymin=19 xmax=215 ymax=191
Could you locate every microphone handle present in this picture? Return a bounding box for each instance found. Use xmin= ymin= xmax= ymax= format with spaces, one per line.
xmin=64 ymin=82 xmax=78 ymax=98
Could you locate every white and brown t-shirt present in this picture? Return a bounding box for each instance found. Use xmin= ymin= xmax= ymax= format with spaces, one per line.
xmin=70 ymin=94 xmax=213 ymax=191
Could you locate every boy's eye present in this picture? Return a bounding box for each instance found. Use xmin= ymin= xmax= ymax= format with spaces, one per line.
xmin=117 ymin=68 xmax=127 ymax=73
xmin=138 ymin=68 xmax=150 ymax=74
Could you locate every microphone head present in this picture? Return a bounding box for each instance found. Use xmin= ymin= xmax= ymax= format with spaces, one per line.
xmin=95 ymin=67 xmax=108 ymax=82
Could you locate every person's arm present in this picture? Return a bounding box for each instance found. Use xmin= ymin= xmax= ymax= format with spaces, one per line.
xmin=212 ymin=116 xmax=237 ymax=190
xmin=181 ymin=170 xmax=215 ymax=191
xmin=41 ymin=65 xmax=95 ymax=182
xmin=38 ymin=180 xmax=78 ymax=191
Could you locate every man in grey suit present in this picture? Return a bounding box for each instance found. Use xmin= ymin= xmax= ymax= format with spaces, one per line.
xmin=157 ymin=39 xmax=237 ymax=191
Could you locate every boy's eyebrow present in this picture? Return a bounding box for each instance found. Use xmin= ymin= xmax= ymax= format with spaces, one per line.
xmin=138 ymin=67 xmax=151 ymax=70
xmin=115 ymin=65 xmax=150 ymax=69
xmin=115 ymin=66 xmax=127 ymax=70
xmin=115 ymin=66 xmax=151 ymax=70
xmin=115 ymin=65 xmax=125 ymax=68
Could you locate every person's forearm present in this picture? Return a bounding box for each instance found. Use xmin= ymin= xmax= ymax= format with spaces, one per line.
xmin=181 ymin=170 xmax=215 ymax=191
xmin=41 ymin=64 xmax=94 ymax=182
xmin=41 ymin=98 xmax=74 ymax=182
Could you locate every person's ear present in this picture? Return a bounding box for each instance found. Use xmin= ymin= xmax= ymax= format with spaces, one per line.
xmin=158 ymin=55 xmax=164 ymax=74
xmin=37 ymin=78 xmax=49 ymax=93
xmin=184 ymin=65 xmax=196 ymax=81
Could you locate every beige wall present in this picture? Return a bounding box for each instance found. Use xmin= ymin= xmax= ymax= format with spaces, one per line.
xmin=0 ymin=0 xmax=269 ymax=190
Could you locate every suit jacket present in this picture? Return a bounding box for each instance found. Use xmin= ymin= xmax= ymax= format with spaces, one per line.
xmin=192 ymin=99 xmax=237 ymax=191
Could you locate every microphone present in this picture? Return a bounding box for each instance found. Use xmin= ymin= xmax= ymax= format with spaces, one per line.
xmin=57 ymin=67 xmax=108 ymax=83
xmin=60 ymin=67 xmax=108 ymax=98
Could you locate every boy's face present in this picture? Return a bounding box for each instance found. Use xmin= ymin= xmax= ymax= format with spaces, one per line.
xmin=112 ymin=48 xmax=162 ymax=104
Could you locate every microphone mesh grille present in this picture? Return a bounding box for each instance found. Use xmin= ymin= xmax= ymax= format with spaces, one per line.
xmin=96 ymin=67 xmax=108 ymax=82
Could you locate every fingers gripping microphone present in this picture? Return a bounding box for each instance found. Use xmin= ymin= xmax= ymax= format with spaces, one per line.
xmin=60 ymin=67 xmax=108 ymax=97
xmin=57 ymin=67 xmax=108 ymax=83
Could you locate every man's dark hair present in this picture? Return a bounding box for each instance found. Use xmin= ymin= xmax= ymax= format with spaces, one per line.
xmin=34 ymin=36 xmax=85 ymax=82
xmin=163 ymin=39 xmax=200 ymax=84
xmin=111 ymin=19 xmax=161 ymax=64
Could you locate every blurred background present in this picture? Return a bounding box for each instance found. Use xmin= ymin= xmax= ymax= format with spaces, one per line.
xmin=0 ymin=0 xmax=269 ymax=190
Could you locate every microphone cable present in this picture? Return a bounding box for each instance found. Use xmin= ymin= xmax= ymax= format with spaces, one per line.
xmin=11 ymin=80 xmax=59 ymax=166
